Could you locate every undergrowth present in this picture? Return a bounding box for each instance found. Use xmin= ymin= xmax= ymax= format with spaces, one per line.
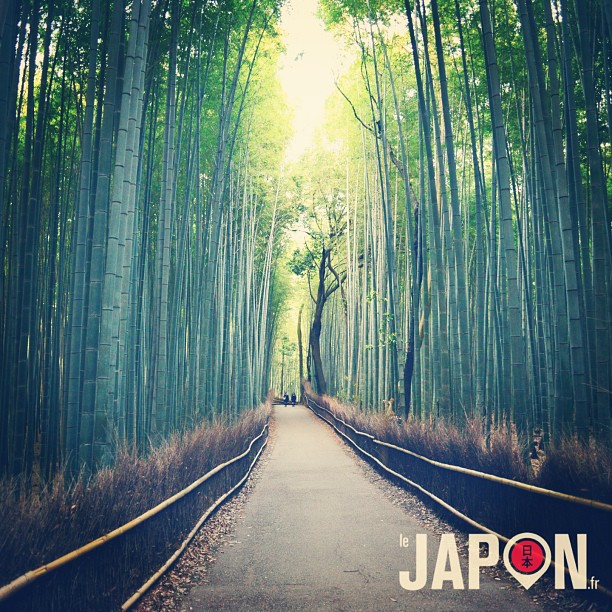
xmin=536 ymin=436 xmax=612 ymax=503
xmin=0 ymin=403 xmax=270 ymax=608
xmin=304 ymin=383 xmax=612 ymax=504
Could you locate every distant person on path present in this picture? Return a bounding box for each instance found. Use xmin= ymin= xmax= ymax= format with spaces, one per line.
xmin=291 ymin=392 xmax=296 ymax=406
xmin=283 ymin=393 xmax=289 ymax=405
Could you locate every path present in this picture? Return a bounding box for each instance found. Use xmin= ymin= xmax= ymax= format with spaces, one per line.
xmin=181 ymin=405 xmax=540 ymax=611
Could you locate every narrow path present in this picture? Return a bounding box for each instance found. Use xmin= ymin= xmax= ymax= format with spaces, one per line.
xmin=181 ymin=405 xmax=540 ymax=611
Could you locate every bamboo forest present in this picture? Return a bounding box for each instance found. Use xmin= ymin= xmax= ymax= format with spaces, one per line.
xmin=0 ymin=0 xmax=611 ymax=486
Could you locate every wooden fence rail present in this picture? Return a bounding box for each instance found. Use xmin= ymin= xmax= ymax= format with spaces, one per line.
xmin=0 ymin=422 xmax=269 ymax=611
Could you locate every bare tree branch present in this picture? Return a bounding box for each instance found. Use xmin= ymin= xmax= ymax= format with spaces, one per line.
xmin=335 ymin=82 xmax=375 ymax=136
xmin=325 ymin=255 xmax=348 ymax=302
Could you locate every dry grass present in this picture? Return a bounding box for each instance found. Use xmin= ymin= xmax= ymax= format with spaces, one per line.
xmin=304 ymin=384 xmax=528 ymax=482
xmin=305 ymin=384 xmax=612 ymax=502
xmin=536 ymin=436 xmax=612 ymax=504
xmin=0 ymin=404 xmax=270 ymax=608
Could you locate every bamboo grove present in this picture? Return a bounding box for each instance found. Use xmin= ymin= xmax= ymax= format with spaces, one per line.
xmin=294 ymin=0 xmax=611 ymax=446
xmin=0 ymin=0 xmax=291 ymax=481
xmin=1 ymin=0 xmax=611 ymax=485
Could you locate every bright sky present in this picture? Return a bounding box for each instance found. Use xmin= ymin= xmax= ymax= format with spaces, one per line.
xmin=278 ymin=0 xmax=350 ymax=163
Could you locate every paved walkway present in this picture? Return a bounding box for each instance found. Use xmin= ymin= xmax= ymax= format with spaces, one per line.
xmin=181 ymin=405 xmax=540 ymax=611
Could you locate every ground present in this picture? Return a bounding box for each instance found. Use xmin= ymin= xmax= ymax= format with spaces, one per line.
xmin=135 ymin=405 xmax=606 ymax=612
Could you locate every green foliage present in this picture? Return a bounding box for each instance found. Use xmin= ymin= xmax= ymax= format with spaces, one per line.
xmin=288 ymin=248 xmax=317 ymax=277
xmin=319 ymin=0 xmax=402 ymax=24
xmin=2 ymin=0 xmax=612 ymax=489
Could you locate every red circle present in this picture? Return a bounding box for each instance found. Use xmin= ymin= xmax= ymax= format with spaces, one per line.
xmin=509 ymin=538 xmax=546 ymax=575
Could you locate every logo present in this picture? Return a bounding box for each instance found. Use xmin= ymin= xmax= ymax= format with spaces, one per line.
xmin=503 ymin=533 xmax=551 ymax=589
xmin=399 ymin=532 xmax=595 ymax=591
